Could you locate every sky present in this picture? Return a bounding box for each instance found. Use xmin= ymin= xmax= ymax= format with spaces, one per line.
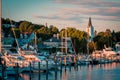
xmin=2 ymin=0 xmax=120 ymax=32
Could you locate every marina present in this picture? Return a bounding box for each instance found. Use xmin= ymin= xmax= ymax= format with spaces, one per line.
xmin=1 ymin=0 xmax=120 ymax=80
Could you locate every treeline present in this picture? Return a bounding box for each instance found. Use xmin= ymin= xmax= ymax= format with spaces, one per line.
xmin=2 ymin=18 xmax=120 ymax=54
xmin=2 ymin=18 xmax=59 ymax=41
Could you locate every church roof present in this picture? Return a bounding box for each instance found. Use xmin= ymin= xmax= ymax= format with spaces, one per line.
xmin=88 ymin=17 xmax=92 ymax=27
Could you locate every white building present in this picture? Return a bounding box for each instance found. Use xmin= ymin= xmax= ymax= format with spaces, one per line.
xmin=86 ymin=17 xmax=94 ymax=41
xmin=115 ymin=42 xmax=120 ymax=54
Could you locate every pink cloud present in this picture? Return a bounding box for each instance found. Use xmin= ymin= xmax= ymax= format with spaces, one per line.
xmin=105 ymin=7 xmax=120 ymax=13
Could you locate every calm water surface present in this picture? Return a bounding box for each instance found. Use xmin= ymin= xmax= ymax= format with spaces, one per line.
xmin=7 ymin=62 xmax=120 ymax=80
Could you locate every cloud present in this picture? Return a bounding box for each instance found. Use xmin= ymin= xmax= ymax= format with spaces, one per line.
xmin=52 ymin=0 xmax=120 ymax=21
xmin=33 ymin=7 xmax=120 ymax=22
xmin=32 ymin=0 xmax=120 ymax=32
xmin=33 ymin=0 xmax=120 ymax=23
xmin=33 ymin=15 xmax=60 ymax=20
xmin=55 ymin=0 xmax=120 ymax=8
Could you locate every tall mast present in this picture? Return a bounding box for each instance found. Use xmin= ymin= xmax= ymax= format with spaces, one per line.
xmin=0 ymin=0 xmax=2 ymax=53
xmin=65 ymin=27 xmax=67 ymax=54
xmin=61 ymin=31 xmax=63 ymax=52
xmin=34 ymin=32 xmax=37 ymax=52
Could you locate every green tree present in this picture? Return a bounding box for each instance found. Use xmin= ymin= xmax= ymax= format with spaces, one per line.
xmin=59 ymin=27 xmax=88 ymax=54
xmin=93 ymin=31 xmax=112 ymax=50
xmin=79 ymin=37 xmax=87 ymax=54
xmin=49 ymin=25 xmax=59 ymax=34
xmin=88 ymin=41 xmax=96 ymax=54
xmin=19 ymin=21 xmax=33 ymax=33
xmin=115 ymin=31 xmax=120 ymax=42
xmin=37 ymin=26 xmax=52 ymax=41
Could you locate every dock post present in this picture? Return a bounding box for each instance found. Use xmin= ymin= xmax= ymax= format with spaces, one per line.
xmin=74 ymin=56 xmax=77 ymax=70
xmin=76 ymin=60 xmax=78 ymax=71
xmin=46 ymin=59 xmax=48 ymax=80
xmin=55 ymin=57 xmax=57 ymax=80
xmin=2 ymin=61 xmax=4 ymax=80
xmin=60 ymin=59 xmax=62 ymax=72
xmin=15 ymin=63 xmax=19 ymax=80
xmin=38 ymin=62 xmax=41 ymax=80
xmin=29 ymin=62 xmax=32 ymax=80
xmin=64 ymin=56 xmax=66 ymax=71
xmin=60 ymin=58 xmax=62 ymax=78
xmin=69 ymin=60 xmax=71 ymax=71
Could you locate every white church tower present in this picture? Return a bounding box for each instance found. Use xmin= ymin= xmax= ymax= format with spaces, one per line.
xmin=86 ymin=17 xmax=94 ymax=41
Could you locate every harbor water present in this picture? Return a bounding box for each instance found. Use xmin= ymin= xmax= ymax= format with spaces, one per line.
xmin=6 ymin=62 xmax=120 ymax=80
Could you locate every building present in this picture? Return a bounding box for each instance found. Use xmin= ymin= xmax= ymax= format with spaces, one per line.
xmin=86 ymin=17 xmax=94 ymax=41
xmin=17 ymin=32 xmax=35 ymax=47
xmin=2 ymin=37 xmax=14 ymax=47
xmin=115 ymin=42 xmax=120 ymax=54
xmin=38 ymin=34 xmax=74 ymax=53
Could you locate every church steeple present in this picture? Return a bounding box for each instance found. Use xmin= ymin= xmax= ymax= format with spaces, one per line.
xmin=86 ymin=17 xmax=94 ymax=41
xmin=88 ymin=17 xmax=92 ymax=27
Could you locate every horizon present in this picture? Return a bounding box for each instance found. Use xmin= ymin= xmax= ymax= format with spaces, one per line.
xmin=2 ymin=0 xmax=120 ymax=32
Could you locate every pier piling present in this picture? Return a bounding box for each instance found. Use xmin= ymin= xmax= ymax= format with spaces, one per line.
xmin=55 ymin=58 xmax=57 ymax=80
xmin=38 ymin=62 xmax=41 ymax=80
xmin=46 ymin=59 xmax=48 ymax=80
xmin=29 ymin=62 xmax=32 ymax=80
xmin=16 ymin=63 xmax=19 ymax=80
xmin=2 ymin=61 xmax=5 ymax=80
xmin=69 ymin=61 xmax=71 ymax=71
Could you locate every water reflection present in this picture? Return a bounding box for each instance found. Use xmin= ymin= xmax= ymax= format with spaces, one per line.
xmin=87 ymin=65 xmax=91 ymax=80
xmin=20 ymin=73 xmax=29 ymax=80
xmin=102 ymin=62 xmax=119 ymax=70
xmin=61 ymin=70 xmax=67 ymax=80
xmin=6 ymin=63 xmax=120 ymax=80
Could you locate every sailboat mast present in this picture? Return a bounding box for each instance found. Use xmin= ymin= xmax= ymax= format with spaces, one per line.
xmin=65 ymin=27 xmax=67 ymax=54
xmin=61 ymin=31 xmax=63 ymax=52
xmin=34 ymin=32 xmax=37 ymax=51
xmin=0 ymin=0 xmax=1 ymax=53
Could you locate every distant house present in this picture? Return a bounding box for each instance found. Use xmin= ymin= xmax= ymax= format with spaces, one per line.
xmin=2 ymin=24 xmax=16 ymax=28
xmin=2 ymin=37 xmax=14 ymax=48
xmin=41 ymin=34 xmax=74 ymax=53
xmin=43 ymin=37 xmax=60 ymax=48
xmin=17 ymin=32 xmax=35 ymax=47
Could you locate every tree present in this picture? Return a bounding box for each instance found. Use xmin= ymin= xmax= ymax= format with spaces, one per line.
xmin=115 ymin=31 xmax=120 ymax=42
xmin=59 ymin=27 xmax=88 ymax=54
xmin=93 ymin=31 xmax=112 ymax=50
xmin=19 ymin=21 xmax=33 ymax=33
xmin=79 ymin=37 xmax=87 ymax=54
xmin=88 ymin=41 xmax=96 ymax=54
xmin=10 ymin=28 xmax=21 ymax=38
xmin=37 ymin=26 xmax=52 ymax=41
xmin=49 ymin=25 xmax=59 ymax=34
